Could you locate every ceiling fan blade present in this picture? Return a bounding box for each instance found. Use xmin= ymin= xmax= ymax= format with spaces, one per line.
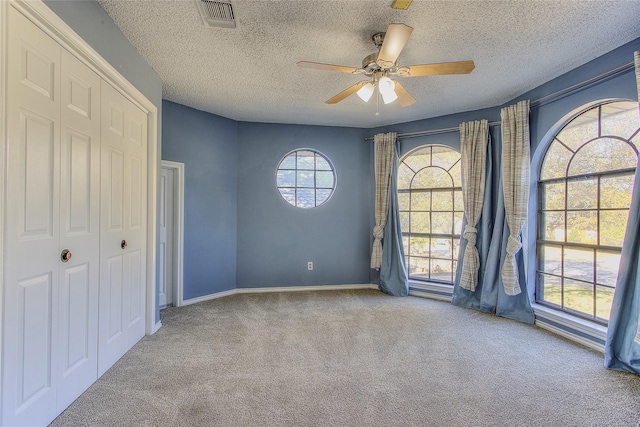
xmin=393 ymin=81 xmax=416 ymax=107
xmin=297 ymin=61 xmax=361 ymax=74
xmin=377 ymin=23 xmax=413 ymax=68
xmin=326 ymin=81 xmax=368 ymax=104
xmin=400 ymin=60 xmax=475 ymax=77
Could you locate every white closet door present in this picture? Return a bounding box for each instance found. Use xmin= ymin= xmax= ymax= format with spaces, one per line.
xmin=56 ymin=48 xmax=101 ymax=412
xmin=99 ymin=81 xmax=147 ymax=376
xmin=159 ymin=167 xmax=174 ymax=307
xmin=3 ymin=8 xmax=61 ymax=427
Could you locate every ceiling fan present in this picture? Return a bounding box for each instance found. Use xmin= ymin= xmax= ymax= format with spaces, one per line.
xmin=297 ymin=23 xmax=475 ymax=108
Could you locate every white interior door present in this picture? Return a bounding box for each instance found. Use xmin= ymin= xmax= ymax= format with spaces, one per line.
xmin=159 ymin=167 xmax=174 ymax=308
xmin=3 ymin=8 xmax=61 ymax=426
xmin=98 ymin=81 xmax=147 ymax=376
xmin=56 ymin=48 xmax=101 ymax=412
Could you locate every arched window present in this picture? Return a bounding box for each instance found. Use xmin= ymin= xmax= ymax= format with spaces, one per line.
xmin=398 ymin=145 xmax=463 ymax=283
xmin=537 ymin=101 xmax=639 ymax=324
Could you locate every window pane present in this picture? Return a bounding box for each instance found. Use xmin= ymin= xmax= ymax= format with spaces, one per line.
xmin=538 ymin=273 xmax=561 ymax=306
xmin=600 ymin=210 xmax=629 ymax=247
xmin=296 ymin=151 xmax=315 ymax=169
xmin=557 ymin=106 xmax=599 ymax=152
xmin=541 ymin=140 xmax=572 ymax=180
xmin=412 ymin=167 xmax=452 ymax=189
xmin=563 ymin=278 xmax=594 ymax=317
xmin=431 ymin=237 xmax=452 ymax=258
xmin=278 ymin=188 xmax=295 ymax=205
xmin=600 ymin=101 xmax=640 ymax=140
xmin=280 ymin=154 xmax=296 ymax=169
xmin=400 ymin=212 xmax=409 ymax=233
xmin=595 ymin=285 xmax=615 ymax=321
xmin=315 ymin=155 xmax=332 ymax=170
xmin=600 ymin=174 xmax=634 ymax=209
xmin=277 ymin=170 xmax=295 ymax=187
xmin=632 ymin=130 xmax=640 ymax=154
xmin=539 ymin=244 xmax=562 ymax=276
xmin=450 ymin=161 xmax=462 ymax=187
xmin=568 ymin=138 xmax=637 ymax=176
xmin=566 ymin=211 xmax=597 ymax=244
xmin=431 ymin=212 xmax=452 ymax=234
xmin=431 ymin=190 xmax=453 ymax=211
xmin=398 ymin=192 xmax=410 ymax=211
xmin=430 ymin=259 xmax=452 ymax=282
xmin=563 ymin=247 xmax=593 ymax=282
xmin=541 ymin=181 xmax=565 ymax=210
xmin=410 ymin=191 xmax=430 ymax=211
xmin=296 ymin=189 xmax=314 ymax=208
xmin=596 ymin=250 xmax=620 ymax=286
xmin=567 ymin=178 xmax=596 ymax=209
xmin=454 ymin=190 xmax=464 ymax=211
xmin=403 ymin=147 xmax=430 ymax=172
xmin=432 ymin=146 xmax=458 ymax=170
xmin=316 ymin=171 xmax=334 ymax=188
xmin=410 ymin=212 xmax=430 ymax=233
xmin=453 ymin=240 xmax=460 ymax=260
xmin=453 ymin=212 xmax=463 ymax=235
xmin=316 ymin=189 xmax=332 ymax=205
xmin=409 ymin=236 xmax=429 ymax=257
xmin=402 ymin=236 xmax=409 ymax=257
xmin=398 ymin=163 xmax=414 ymax=190
xmin=409 ymin=257 xmax=429 ymax=279
xmin=540 ymin=211 xmax=565 ymax=241
xmin=297 ymin=170 xmax=314 ymax=187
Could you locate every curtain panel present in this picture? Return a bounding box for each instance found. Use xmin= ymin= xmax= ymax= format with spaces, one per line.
xmin=458 ymin=120 xmax=489 ymax=292
xmin=370 ymin=132 xmax=396 ymax=269
xmin=379 ymin=142 xmax=409 ymax=297
xmin=604 ymin=51 xmax=640 ymax=375
xmin=453 ymin=121 xmax=534 ymax=324
xmin=500 ymin=100 xmax=531 ymax=296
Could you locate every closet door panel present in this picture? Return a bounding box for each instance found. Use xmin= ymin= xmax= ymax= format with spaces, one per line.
xmin=57 ymin=48 xmax=101 ymax=412
xmin=99 ymin=81 xmax=147 ymax=375
xmin=3 ymin=8 xmax=61 ymax=426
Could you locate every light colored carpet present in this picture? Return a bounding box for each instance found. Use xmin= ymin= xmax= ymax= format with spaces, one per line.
xmin=51 ymin=289 xmax=640 ymax=426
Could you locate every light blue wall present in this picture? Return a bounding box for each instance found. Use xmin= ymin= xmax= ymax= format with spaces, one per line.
xmin=162 ymin=101 xmax=238 ymax=299
xmin=236 ymin=123 xmax=372 ymax=288
xmin=43 ymin=0 xmax=164 ymax=321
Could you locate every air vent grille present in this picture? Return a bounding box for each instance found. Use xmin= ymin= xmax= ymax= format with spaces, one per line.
xmin=196 ymin=0 xmax=236 ymax=28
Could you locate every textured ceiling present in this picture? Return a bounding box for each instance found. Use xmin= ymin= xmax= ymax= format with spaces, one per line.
xmin=96 ymin=0 xmax=640 ymax=128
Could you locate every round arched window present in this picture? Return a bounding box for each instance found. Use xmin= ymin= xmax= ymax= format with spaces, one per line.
xmin=276 ymin=149 xmax=336 ymax=208
xmin=537 ymin=100 xmax=639 ymax=323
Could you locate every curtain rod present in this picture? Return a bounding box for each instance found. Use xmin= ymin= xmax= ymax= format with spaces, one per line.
xmin=364 ymin=59 xmax=635 ymax=141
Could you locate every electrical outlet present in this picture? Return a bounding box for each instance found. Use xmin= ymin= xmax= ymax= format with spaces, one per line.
xmin=307 ymin=261 xmax=313 ymax=271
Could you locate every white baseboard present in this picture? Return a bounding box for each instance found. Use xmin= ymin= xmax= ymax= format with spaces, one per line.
xmin=236 ymin=284 xmax=374 ymax=294
xmin=182 ymin=289 xmax=236 ymax=306
xmin=181 ymin=284 xmax=374 ymax=307
xmin=152 ymin=321 xmax=162 ymax=334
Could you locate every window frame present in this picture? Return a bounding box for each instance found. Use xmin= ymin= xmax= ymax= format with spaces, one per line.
xmin=398 ymin=144 xmax=463 ymax=284
xmin=275 ymin=148 xmax=337 ymax=209
xmin=535 ymin=101 xmax=640 ymax=325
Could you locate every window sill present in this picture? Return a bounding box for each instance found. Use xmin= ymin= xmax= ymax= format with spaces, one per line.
xmin=408 ymin=280 xmax=453 ymax=302
xmin=531 ymin=303 xmax=607 ymax=353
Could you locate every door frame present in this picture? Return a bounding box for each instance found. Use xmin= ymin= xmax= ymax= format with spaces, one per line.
xmin=161 ymin=160 xmax=185 ymax=307
xmin=0 ymin=0 xmax=160 ymax=417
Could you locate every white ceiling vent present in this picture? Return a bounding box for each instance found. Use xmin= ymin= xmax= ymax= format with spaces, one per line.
xmin=196 ymin=0 xmax=236 ymax=29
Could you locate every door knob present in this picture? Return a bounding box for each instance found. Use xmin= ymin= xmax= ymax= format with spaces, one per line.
xmin=61 ymin=249 xmax=72 ymax=263
xmin=121 ymin=240 xmax=127 ymax=249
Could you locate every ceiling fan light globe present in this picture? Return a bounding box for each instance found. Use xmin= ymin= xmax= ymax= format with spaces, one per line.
xmin=357 ymin=82 xmax=375 ymax=102
xmin=381 ymin=89 xmax=398 ymax=104
xmin=378 ymin=76 xmax=396 ymax=94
